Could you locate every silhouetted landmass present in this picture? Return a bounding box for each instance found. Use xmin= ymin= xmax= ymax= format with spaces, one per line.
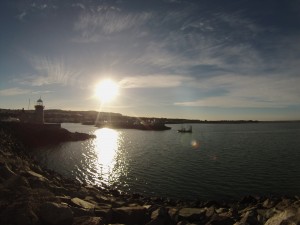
xmin=0 ymin=121 xmax=95 ymax=147
xmin=0 ymin=108 xmax=263 ymax=126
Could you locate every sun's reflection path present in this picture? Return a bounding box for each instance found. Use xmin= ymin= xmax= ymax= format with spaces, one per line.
xmin=92 ymin=128 xmax=123 ymax=186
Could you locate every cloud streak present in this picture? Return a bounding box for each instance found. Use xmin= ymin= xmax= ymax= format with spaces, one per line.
xmin=175 ymin=74 xmax=300 ymax=108
xmin=73 ymin=9 xmax=152 ymax=42
xmin=119 ymin=75 xmax=194 ymax=88
xmin=16 ymin=56 xmax=81 ymax=87
xmin=0 ymin=87 xmax=31 ymax=96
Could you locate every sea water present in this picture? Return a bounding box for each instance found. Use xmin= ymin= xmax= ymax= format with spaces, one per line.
xmin=30 ymin=122 xmax=300 ymax=200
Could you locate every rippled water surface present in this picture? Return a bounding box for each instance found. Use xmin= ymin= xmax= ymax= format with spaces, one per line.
xmin=31 ymin=122 xmax=300 ymax=200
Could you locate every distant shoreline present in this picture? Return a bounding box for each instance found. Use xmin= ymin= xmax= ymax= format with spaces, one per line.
xmin=1 ymin=108 xmax=299 ymax=125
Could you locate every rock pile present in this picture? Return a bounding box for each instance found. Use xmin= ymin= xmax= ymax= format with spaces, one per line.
xmin=0 ymin=129 xmax=300 ymax=225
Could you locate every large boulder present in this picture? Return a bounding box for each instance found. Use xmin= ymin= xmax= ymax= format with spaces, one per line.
xmin=0 ymin=202 xmax=39 ymax=225
xmin=0 ymin=161 xmax=16 ymax=180
xmin=71 ymin=197 xmax=96 ymax=209
xmin=178 ymin=208 xmax=206 ymax=223
xmin=265 ymin=207 xmax=300 ymax=225
xmin=39 ymin=202 xmax=73 ymax=225
xmin=111 ymin=206 xmax=149 ymax=224
xmin=73 ymin=216 xmax=104 ymax=225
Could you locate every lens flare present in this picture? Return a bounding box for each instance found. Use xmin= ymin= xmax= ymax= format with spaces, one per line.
xmin=191 ymin=140 xmax=200 ymax=149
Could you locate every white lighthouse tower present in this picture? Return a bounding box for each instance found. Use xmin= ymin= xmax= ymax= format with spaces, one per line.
xmin=34 ymin=97 xmax=45 ymax=124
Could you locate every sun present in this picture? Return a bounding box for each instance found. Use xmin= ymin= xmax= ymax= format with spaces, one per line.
xmin=95 ymin=79 xmax=119 ymax=103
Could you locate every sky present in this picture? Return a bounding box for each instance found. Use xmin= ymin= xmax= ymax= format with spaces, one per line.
xmin=1 ymin=0 xmax=300 ymax=121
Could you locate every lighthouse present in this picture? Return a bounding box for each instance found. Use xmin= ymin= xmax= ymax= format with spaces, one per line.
xmin=34 ymin=98 xmax=45 ymax=124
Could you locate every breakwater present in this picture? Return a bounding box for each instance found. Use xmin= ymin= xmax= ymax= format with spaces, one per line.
xmin=0 ymin=122 xmax=95 ymax=147
xmin=0 ymin=128 xmax=300 ymax=224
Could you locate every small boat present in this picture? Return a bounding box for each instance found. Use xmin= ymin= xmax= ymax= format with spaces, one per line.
xmin=177 ymin=125 xmax=192 ymax=133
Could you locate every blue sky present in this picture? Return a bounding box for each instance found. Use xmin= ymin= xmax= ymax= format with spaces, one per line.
xmin=1 ymin=0 xmax=300 ymax=120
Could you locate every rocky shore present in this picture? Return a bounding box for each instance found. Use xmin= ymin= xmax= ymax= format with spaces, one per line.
xmin=0 ymin=129 xmax=300 ymax=225
xmin=0 ymin=122 xmax=95 ymax=147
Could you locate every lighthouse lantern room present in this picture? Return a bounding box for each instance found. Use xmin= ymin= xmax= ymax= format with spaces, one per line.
xmin=34 ymin=98 xmax=45 ymax=124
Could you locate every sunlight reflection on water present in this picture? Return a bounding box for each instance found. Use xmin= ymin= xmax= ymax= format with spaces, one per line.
xmin=89 ymin=128 xmax=123 ymax=186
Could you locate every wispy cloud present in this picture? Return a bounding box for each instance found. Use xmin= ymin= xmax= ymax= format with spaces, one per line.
xmin=0 ymin=87 xmax=31 ymax=96
xmin=17 ymin=11 xmax=27 ymax=20
xmin=15 ymin=56 xmax=81 ymax=87
xmin=119 ymin=75 xmax=194 ymax=88
xmin=175 ymin=74 xmax=300 ymax=108
xmin=72 ymin=3 xmax=85 ymax=10
xmin=73 ymin=10 xmax=152 ymax=42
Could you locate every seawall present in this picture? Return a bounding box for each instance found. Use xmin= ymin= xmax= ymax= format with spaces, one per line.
xmin=0 ymin=128 xmax=299 ymax=225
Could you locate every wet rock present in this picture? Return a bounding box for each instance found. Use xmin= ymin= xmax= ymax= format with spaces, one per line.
xmin=237 ymin=210 xmax=259 ymax=225
xmin=206 ymin=214 xmax=235 ymax=225
xmin=178 ymin=208 xmax=206 ymax=223
xmin=71 ymin=206 xmax=95 ymax=217
xmin=262 ymin=198 xmax=278 ymax=209
xmin=2 ymin=174 xmax=31 ymax=190
xmin=203 ymin=200 xmax=220 ymax=208
xmin=111 ymin=206 xmax=149 ymax=224
xmin=275 ymin=198 xmax=293 ymax=211
xmin=50 ymin=184 xmax=69 ymax=196
xmin=0 ymin=202 xmax=39 ymax=225
xmin=239 ymin=195 xmax=258 ymax=205
xmin=205 ymin=206 xmax=216 ymax=218
xmin=94 ymin=208 xmax=113 ymax=223
xmin=257 ymin=207 xmax=280 ymax=221
xmin=71 ymin=197 xmax=96 ymax=209
xmin=0 ymin=161 xmax=16 ymax=179
xmin=265 ymin=206 xmax=300 ymax=225
xmin=150 ymin=207 xmax=173 ymax=225
xmin=39 ymin=202 xmax=73 ymax=225
xmin=151 ymin=207 xmax=169 ymax=220
xmin=168 ymin=208 xmax=179 ymax=222
xmin=215 ymin=208 xmax=227 ymax=214
xmin=73 ymin=216 xmax=104 ymax=225
xmin=27 ymin=170 xmax=48 ymax=182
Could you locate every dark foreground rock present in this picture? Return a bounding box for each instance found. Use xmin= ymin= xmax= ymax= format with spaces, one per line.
xmin=0 ymin=129 xmax=300 ymax=225
xmin=0 ymin=122 xmax=95 ymax=147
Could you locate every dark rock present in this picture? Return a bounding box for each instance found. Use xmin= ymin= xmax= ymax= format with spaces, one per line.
xmin=262 ymin=198 xmax=278 ymax=209
xmin=39 ymin=202 xmax=73 ymax=225
xmin=238 ymin=210 xmax=259 ymax=225
xmin=205 ymin=206 xmax=216 ymax=218
xmin=150 ymin=207 xmax=173 ymax=225
xmin=71 ymin=206 xmax=95 ymax=217
xmin=94 ymin=208 xmax=113 ymax=223
xmin=71 ymin=197 xmax=96 ymax=209
xmin=176 ymin=221 xmax=189 ymax=225
xmin=275 ymin=198 xmax=293 ymax=211
xmin=73 ymin=216 xmax=104 ymax=225
xmin=203 ymin=200 xmax=220 ymax=208
xmin=177 ymin=208 xmax=206 ymax=223
xmin=168 ymin=208 xmax=179 ymax=222
xmin=239 ymin=195 xmax=258 ymax=205
xmin=258 ymin=207 xmax=280 ymax=221
xmin=146 ymin=217 xmax=166 ymax=225
xmin=3 ymin=174 xmax=31 ymax=190
xmin=265 ymin=206 xmax=300 ymax=225
xmin=0 ymin=202 xmax=39 ymax=225
xmin=151 ymin=207 xmax=169 ymax=220
xmin=111 ymin=206 xmax=149 ymax=224
xmin=0 ymin=161 xmax=16 ymax=179
xmin=205 ymin=214 xmax=235 ymax=225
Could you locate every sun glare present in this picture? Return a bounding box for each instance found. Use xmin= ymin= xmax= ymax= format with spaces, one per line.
xmin=95 ymin=79 xmax=119 ymax=103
